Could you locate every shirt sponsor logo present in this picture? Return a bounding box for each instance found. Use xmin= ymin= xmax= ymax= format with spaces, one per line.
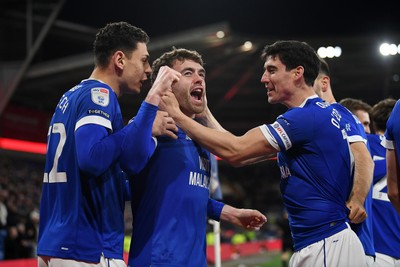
xmin=91 ymin=88 xmax=109 ymax=107
xmin=188 ymin=156 xmax=211 ymax=189
xmin=199 ymin=156 xmax=210 ymax=173
xmin=88 ymin=109 xmax=110 ymax=119
xmin=189 ymin=171 xmax=210 ymax=189
xmin=280 ymin=165 xmax=291 ymax=179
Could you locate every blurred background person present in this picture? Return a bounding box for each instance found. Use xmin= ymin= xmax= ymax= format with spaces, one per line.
xmin=368 ymin=98 xmax=400 ymax=267
xmin=339 ymin=98 xmax=372 ymax=134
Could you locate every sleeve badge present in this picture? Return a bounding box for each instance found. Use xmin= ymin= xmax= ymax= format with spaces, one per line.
xmin=91 ymin=87 xmax=110 ymax=107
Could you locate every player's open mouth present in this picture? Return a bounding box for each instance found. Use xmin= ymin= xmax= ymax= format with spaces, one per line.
xmin=190 ymin=88 xmax=203 ymax=102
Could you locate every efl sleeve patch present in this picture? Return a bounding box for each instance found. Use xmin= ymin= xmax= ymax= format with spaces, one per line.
xmin=269 ymin=121 xmax=292 ymax=150
xmin=91 ymin=87 xmax=110 ymax=107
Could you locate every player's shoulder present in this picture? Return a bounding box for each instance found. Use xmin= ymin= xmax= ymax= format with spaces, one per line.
xmin=305 ymin=97 xmax=335 ymax=114
xmin=284 ymin=97 xmax=328 ymax=119
xmin=331 ymin=102 xmax=350 ymax=114
xmin=75 ymin=80 xmax=117 ymax=108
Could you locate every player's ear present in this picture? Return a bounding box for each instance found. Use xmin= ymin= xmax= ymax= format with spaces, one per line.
xmin=113 ymin=51 xmax=125 ymax=71
xmin=293 ymin=66 xmax=304 ymax=79
xmin=322 ymin=76 xmax=330 ymax=92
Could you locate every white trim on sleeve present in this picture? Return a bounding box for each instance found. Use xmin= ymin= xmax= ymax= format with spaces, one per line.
xmin=75 ymin=115 xmax=113 ymax=132
xmin=381 ymin=136 xmax=394 ymax=150
xmin=259 ymin=125 xmax=281 ymax=151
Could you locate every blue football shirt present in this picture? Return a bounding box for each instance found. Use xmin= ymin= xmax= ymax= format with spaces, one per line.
xmin=333 ymin=103 xmax=375 ymax=257
xmin=127 ymin=128 xmax=223 ymax=267
xmin=260 ymin=96 xmax=353 ymax=251
xmin=382 ymin=99 xmax=400 ymax=152
xmin=38 ymin=79 xmax=158 ymax=262
xmin=369 ymin=133 xmax=400 ymax=258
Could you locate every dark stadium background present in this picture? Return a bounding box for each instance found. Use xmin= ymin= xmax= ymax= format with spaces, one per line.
xmin=0 ymin=0 xmax=399 ymax=266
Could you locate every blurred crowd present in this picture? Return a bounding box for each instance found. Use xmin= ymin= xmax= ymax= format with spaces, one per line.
xmin=0 ymin=155 xmax=41 ymax=259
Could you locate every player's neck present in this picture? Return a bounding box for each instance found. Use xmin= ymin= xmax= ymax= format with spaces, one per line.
xmin=90 ymin=68 xmax=120 ymax=97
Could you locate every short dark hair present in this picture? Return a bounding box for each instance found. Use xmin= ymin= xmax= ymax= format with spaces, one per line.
xmin=151 ymin=47 xmax=204 ymax=83
xmin=261 ymin=40 xmax=320 ymax=87
xmin=339 ymin=98 xmax=372 ymax=114
xmin=318 ymin=57 xmax=330 ymax=77
xmin=93 ymin=21 xmax=149 ymax=68
xmin=370 ymin=98 xmax=396 ymax=132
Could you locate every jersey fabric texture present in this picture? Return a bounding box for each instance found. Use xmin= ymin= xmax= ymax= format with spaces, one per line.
xmin=333 ymin=103 xmax=375 ymax=257
xmin=37 ymin=79 xmax=157 ymax=262
xmin=259 ymin=96 xmax=354 ymax=251
xmin=369 ymin=133 xmax=400 ymax=259
xmin=127 ymin=127 xmax=224 ymax=267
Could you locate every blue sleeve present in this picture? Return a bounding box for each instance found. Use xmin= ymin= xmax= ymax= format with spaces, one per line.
xmin=207 ymin=198 xmax=224 ymax=221
xmin=119 ymin=102 xmax=158 ymax=175
xmin=75 ymin=124 xmax=125 ymax=176
xmin=266 ymin=109 xmax=314 ymax=152
xmin=75 ymin=101 xmax=158 ymax=177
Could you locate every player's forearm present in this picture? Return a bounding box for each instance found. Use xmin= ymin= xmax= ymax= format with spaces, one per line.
xmin=120 ymin=102 xmax=158 ymax=175
xmin=195 ymin=106 xmax=227 ymax=132
xmin=349 ymin=143 xmax=374 ymax=203
xmin=175 ymin=113 xmax=242 ymax=164
xmin=219 ymin=205 xmax=240 ymax=225
xmin=220 ymin=205 xmax=267 ymax=230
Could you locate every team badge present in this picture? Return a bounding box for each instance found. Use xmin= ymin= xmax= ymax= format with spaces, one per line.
xmin=91 ymin=88 xmax=109 ymax=107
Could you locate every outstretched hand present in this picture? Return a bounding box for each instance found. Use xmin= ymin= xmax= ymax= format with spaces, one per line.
xmin=235 ymin=208 xmax=268 ymax=231
xmin=220 ymin=205 xmax=267 ymax=231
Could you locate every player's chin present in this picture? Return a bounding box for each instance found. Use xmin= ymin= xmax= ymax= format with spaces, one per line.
xmin=267 ymin=96 xmax=279 ymax=104
xmin=129 ymin=85 xmax=141 ymax=95
xmin=189 ymin=100 xmax=203 ymax=110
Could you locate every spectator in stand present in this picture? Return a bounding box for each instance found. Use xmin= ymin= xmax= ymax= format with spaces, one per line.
xmin=4 ymin=225 xmax=22 ymax=259
xmin=0 ymin=188 xmax=8 ymax=260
